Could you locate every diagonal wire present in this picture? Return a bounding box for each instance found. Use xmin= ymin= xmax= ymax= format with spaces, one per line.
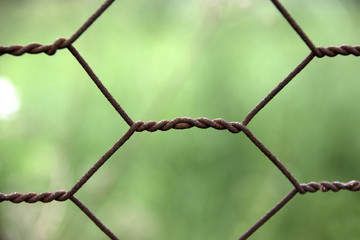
xmin=70 ymin=196 xmax=119 ymax=240
xmin=65 ymin=0 xmax=115 ymax=46
xmin=238 ymin=189 xmax=298 ymax=240
xmin=242 ymin=52 xmax=314 ymax=126
xmin=271 ymin=0 xmax=321 ymax=56
xmin=67 ymin=45 xmax=134 ymax=127
xmin=66 ymin=122 xmax=138 ymax=198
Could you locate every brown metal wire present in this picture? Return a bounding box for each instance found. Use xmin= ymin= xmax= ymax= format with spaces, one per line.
xmin=0 ymin=0 xmax=359 ymax=239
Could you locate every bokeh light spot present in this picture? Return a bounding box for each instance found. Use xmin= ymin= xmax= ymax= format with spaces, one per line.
xmin=0 ymin=77 xmax=20 ymax=119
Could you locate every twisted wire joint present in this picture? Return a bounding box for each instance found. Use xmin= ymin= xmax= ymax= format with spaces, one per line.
xmin=134 ymin=117 xmax=244 ymax=133
xmin=316 ymin=45 xmax=360 ymax=57
xmin=301 ymin=180 xmax=360 ymax=193
xmin=0 ymin=38 xmax=68 ymax=56
xmin=0 ymin=191 xmax=68 ymax=203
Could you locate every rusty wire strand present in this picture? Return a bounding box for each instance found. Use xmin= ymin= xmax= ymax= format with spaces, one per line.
xmin=238 ymin=188 xmax=298 ymax=240
xmin=242 ymin=52 xmax=315 ymax=126
xmin=66 ymin=122 xmax=138 ymax=197
xmin=70 ymin=196 xmax=119 ymax=240
xmin=271 ymin=0 xmax=320 ymax=56
xmin=0 ymin=0 xmax=359 ymax=239
xmin=67 ymin=44 xmax=134 ymax=126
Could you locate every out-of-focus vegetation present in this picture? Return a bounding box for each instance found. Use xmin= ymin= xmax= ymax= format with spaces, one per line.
xmin=1 ymin=0 xmax=360 ymax=239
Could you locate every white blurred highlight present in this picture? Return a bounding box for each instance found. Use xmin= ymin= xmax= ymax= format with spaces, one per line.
xmin=0 ymin=77 xmax=20 ymax=119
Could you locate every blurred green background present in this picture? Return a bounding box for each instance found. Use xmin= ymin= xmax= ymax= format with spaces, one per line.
xmin=1 ymin=0 xmax=360 ymax=239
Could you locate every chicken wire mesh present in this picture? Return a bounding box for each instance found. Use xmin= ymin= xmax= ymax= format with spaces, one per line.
xmin=0 ymin=0 xmax=359 ymax=239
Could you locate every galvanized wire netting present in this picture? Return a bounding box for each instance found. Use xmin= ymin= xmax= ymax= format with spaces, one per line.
xmin=1 ymin=0 xmax=360 ymax=239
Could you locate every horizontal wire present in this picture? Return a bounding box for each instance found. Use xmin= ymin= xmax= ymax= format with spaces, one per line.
xmin=2 ymin=180 xmax=358 ymax=203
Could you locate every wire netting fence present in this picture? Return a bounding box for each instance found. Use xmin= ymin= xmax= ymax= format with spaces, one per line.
xmin=1 ymin=0 xmax=360 ymax=239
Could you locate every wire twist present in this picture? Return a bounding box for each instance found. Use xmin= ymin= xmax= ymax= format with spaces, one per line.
xmin=316 ymin=45 xmax=360 ymax=57
xmin=135 ymin=117 xmax=244 ymax=133
xmin=0 ymin=38 xmax=68 ymax=56
xmin=301 ymin=180 xmax=360 ymax=193
xmin=0 ymin=191 xmax=68 ymax=203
